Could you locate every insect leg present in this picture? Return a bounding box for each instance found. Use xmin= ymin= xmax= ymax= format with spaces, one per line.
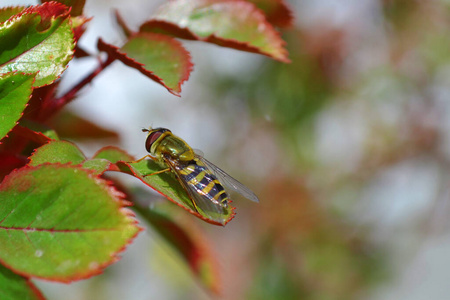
xmin=142 ymin=168 xmax=171 ymax=177
xmin=129 ymin=155 xmax=157 ymax=164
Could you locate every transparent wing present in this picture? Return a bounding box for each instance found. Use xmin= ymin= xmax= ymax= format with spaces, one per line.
xmin=195 ymin=155 xmax=260 ymax=203
xmin=163 ymin=156 xmax=230 ymax=225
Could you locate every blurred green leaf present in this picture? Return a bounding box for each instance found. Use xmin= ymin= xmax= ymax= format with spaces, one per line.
xmin=0 ymin=263 xmax=45 ymax=300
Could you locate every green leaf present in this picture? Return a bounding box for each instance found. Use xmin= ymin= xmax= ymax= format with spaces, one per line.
xmin=135 ymin=203 xmax=220 ymax=293
xmin=93 ymin=146 xmax=135 ymax=164
xmin=0 ymin=3 xmax=75 ymax=87
xmin=97 ymin=147 xmax=235 ymax=225
xmin=0 ymin=164 xmax=141 ymax=282
xmin=81 ymin=158 xmax=111 ymax=175
xmin=97 ymin=35 xmax=192 ymax=96
xmin=121 ymin=33 xmax=193 ymax=96
xmin=0 ymin=263 xmax=45 ymax=300
xmin=0 ymin=72 xmax=35 ymax=141
xmin=0 ymin=6 xmax=26 ymax=23
xmin=123 ymin=159 xmax=235 ymax=226
xmin=29 ymin=140 xmax=85 ymax=166
xmin=140 ymin=0 xmax=289 ymax=62
xmin=29 ymin=141 xmax=113 ymax=175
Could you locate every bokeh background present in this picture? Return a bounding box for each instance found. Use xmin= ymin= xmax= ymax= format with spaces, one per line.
xmin=9 ymin=0 xmax=450 ymax=299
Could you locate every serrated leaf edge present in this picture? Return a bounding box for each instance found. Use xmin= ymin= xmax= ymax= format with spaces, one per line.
xmin=0 ymin=163 xmax=143 ymax=283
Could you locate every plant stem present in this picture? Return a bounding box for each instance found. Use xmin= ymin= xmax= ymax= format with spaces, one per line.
xmin=42 ymin=55 xmax=115 ymax=118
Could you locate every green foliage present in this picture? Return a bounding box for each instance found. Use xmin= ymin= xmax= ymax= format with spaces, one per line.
xmin=0 ymin=3 xmax=74 ymax=87
xmin=0 ymin=264 xmax=44 ymax=300
xmin=0 ymin=1 xmax=291 ymax=297
xmin=0 ymin=73 xmax=34 ymax=140
xmin=0 ymin=164 xmax=140 ymax=281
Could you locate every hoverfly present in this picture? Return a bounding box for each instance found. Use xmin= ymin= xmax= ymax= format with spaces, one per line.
xmin=136 ymin=127 xmax=259 ymax=224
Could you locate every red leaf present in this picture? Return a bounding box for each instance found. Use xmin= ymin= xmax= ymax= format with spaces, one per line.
xmin=12 ymin=125 xmax=53 ymax=145
xmin=246 ymin=0 xmax=294 ymax=28
xmin=41 ymin=0 xmax=86 ymax=17
xmin=0 ymin=152 xmax=27 ymax=182
xmin=140 ymin=0 xmax=290 ymax=62
xmin=21 ymin=1 xmax=70 ymax=20
xmin=48 ymin=111 xmax=119 ymax=141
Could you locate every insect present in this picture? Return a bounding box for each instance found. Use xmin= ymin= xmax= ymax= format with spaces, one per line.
xmin=136 ymin=127 xmax=259 ymax=224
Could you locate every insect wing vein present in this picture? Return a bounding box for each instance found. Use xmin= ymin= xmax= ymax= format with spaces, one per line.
xmin=196 ymin=156 xmax=260 ymax=203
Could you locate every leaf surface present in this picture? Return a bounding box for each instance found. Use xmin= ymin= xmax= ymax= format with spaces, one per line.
xmin=140 ymin=0 xmax=289 ymax=62
xmin=0 ymin=3 xmax=75 ymax=87
xmin=0 ymin=72 xmax=35 ymax=141
xmin=0 ymin=263 xmax=45 ymax=300
xmin=29 ymin=140 xmax=85 ymax=166
xmin=48 ymin=111 xmax=118 ymax=141
xmin=0 ymin=164 xmax=141 ymax=282
xmin=29 ymin=140 xmax=112 ymax=175
xmin=93 ymin=146 xmax=135 ymax=164
xmin=98 ymin=34 xmax=192 ymax=96
xmin=123 ymin=159 xmax=235 ymax=225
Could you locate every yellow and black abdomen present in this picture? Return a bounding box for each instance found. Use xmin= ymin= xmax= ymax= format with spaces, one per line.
xmin=175 ymin=159 xmax=229 ymax=207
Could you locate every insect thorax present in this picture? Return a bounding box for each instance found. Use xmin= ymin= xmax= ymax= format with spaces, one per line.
xmin=157 ymin=134 xmax=195 ymax=162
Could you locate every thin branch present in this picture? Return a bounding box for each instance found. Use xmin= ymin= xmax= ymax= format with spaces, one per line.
xmin=41 ymin=55 xmax=115 ymax=118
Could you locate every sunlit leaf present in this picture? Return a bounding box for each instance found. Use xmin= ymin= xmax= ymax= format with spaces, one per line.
xmin=81 ymin=158 xmax=111 ymax=175
xmin=140 ymin=0 xmax=289 ymax=62
xmin=92 ymin=146 xmax=134 ymax=173
xmin=0 ymin=263 xmax=45 ymax=300
xmin=97 ymin=34 xmax=192 ymax=96
xmin=0 ymin=164 xmax=141 ymax=282
xmin=0 ymin=3 xmax=75 ymax=87
xmin=28 ymin=140 xmax=85 ymax=166
xmin=0 ymin=72 xmax=35 ymax=141
xmin=93 ymin=146 xmax=134 ymax=164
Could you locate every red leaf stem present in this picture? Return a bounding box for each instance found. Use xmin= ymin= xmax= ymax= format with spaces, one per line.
xmin=44 ymin=55 xmax=115 ymax=117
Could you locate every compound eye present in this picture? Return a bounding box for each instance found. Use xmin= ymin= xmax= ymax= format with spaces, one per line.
xmin=145 ymin=131 xmax=162 ymax=153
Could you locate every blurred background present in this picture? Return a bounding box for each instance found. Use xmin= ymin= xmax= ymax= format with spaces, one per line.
xmin=10 ymin=0 xmax=450 ymax=299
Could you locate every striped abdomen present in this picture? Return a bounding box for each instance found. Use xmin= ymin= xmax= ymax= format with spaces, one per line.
xmin=176 ymin=159 xmax=229 ymax=207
